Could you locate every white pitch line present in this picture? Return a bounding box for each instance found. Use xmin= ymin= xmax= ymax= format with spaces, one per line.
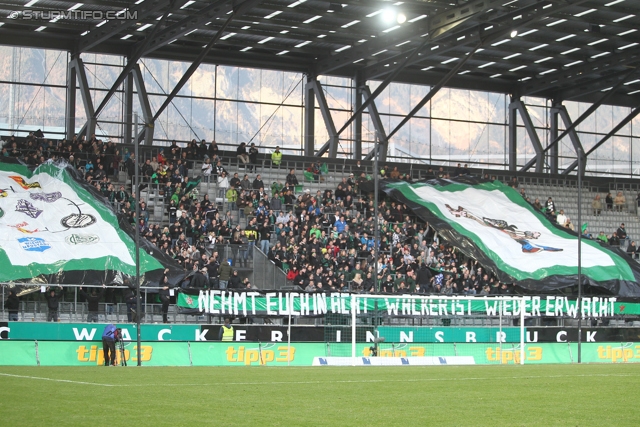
xmin=111 ymin=372 xmax=640 ymax=387
xmin=0 ymin=372 xmax=115 ymax=387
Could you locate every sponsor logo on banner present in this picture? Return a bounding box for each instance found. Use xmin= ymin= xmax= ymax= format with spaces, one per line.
xmin=61 ymin=213 xmax=96 ymax=228
xmin=15 ymin=199 xmax=42 ymax=218
xmin=30 ymin=191 xmax=62 ymax=203
xmin=18 ymin=237 xmax=51 ymax=252
xmin=596 ymin=343 xmax=640 ymax=363
xmin=224 ymin=345 xmax=296 ymax=365
xmin=75 ymin=344 xmax=153 ymax=365
xmin=484 ymin=346 xmax=543 ymax=364
xmin=65 ymin=234 xmax=100 ymax=245
xmin=8 ymin=221 xmax=46 ymax=234
xmin=9 ymin=176 xmax=41 ymax=190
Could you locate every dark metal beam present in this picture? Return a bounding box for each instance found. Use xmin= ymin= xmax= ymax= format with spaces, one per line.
xmin=71 ymin=57 xmax=96 ymax=139
xmin=386 ymin=42 xmax=481 ymax=141
xmin=508 ymin=96 xmax=517 ymax=172
xmin=353 ymin=71 xmax=363 ymax=160
xmin=521 ymin=45 xmax=640 ymax=97
xmin=316 ymin=35 xmax=430 ymax=156
xmin=152 ymin=0 xmax=263 ymax=121
xmin=559 ymin=68 xmax=640 ymax=101
xmin=555 ymin=105 xmax=586 ymax=177
xmin=140 ymin=0 xmax=233 ymax=55
xmin=549 ymin=99 xmax=560 ymax=174
xmin=77 ymin=4 xmax=177 ymax=137
xmin=562 ymin=105 xmax=640 ymax=174
xmin=132 ymin=64 xmax=155 ymax=145
xmin=93 ymin=5 xmax=175 ymax=117
xmin=304 ymin=74 xmax=315 ymax=157
xmin=361 ymin=85 xmax=389 ymax=163
xmin=77 ymin=0 xmax=172 ymax=53
xmin=316 ymin=0 xmax=499 ymax=75
xmin=521 ymin=67 xmax=636 ymax=172
xmin=311 ymin=80 xmax=339 ymax=158
xmin=65 ymin=58 xmax=77 ymax=140
xmin=364 ymin=0 xmax=592 ymax=81
xmin=511 ymin=99 xmax=544 ymax=173
xmin=124 ymin=70 xmax=133 ymax=144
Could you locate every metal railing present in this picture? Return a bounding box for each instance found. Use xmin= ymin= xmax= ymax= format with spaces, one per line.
xmin=253 ymin=247 xmax=288 ymax=290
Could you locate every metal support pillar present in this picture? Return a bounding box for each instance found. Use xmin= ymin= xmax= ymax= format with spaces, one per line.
xmin=124 ymin=71 xmax=133 ymax=144
xmin=152 ymin=0 xmax=261 ymax=122
xmin=549 ymin=100 xmax=560 ymax=174
xmin=65 ymin=59 xmax=77 ymax=140
xmin=508 ymin=97 xmax=518 ymax=172
xmin=387 ymin=42 xmax=481 ymax=143
xmin=132 ymin=64 xmax=154 ymax=145
xmin=510 ymin=99 xmax=544 ymax=173
xmin=311 ymin=79 xmax=339 ymax=158
xmin=72 ymin=57 xmax=96 ymax=139
xmin=362 ymin=86 xmax=389 ymax=163
xmin=554 ymin=105 xmax=586 ymax=177
xmin=353 ymin=72 xmax=363 ymax=160
xmin=316 ymin=36 xmax=433 ymax=157
xmin=304 ymin=75 xmax=316 ymax=157
xmin=521 ymin=67 xmax=636 ymax=172
xmin=563 ymin=106 xmax=640 ymax=175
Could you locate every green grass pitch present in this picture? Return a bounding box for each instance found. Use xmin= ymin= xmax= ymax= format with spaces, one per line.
xmin=0 ymin=364 xmax=637 ymax=426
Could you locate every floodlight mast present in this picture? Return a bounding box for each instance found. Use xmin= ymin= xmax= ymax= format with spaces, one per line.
xmin=577 ymin=148 xmax=583 ymax=364
xmin=373 ymin=131 xmax=380 ymax=292
xmin=134 ymin=112 xmax=142 ymax=367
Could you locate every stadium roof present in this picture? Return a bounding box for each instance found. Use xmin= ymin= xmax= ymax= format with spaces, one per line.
xmin=1 ymin=0 xmax=640 ymax=107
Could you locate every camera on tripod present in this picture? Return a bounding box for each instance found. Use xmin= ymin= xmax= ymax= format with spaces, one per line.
xmin=114 ymin=328 xmax=127 ymax=366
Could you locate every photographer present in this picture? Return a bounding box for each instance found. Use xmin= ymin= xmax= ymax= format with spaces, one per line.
xmin=102 ymin=324 xmax=118 ymax=366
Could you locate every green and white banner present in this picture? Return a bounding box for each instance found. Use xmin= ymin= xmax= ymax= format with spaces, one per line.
xmin=381 ymin=179 xmax=640 ymax=297
xmin=178 ymin=291 xmax=629 ymax=318
xmin=0 ymin=160 xmax=183 ymax=285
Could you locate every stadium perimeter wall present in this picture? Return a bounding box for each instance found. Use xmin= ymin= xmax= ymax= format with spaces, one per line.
xmin=1 ymin=322 xmax=639 ymax=366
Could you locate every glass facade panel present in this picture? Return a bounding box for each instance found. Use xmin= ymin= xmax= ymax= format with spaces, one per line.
xmin=0 ymin=46 xmax=638 ymax=177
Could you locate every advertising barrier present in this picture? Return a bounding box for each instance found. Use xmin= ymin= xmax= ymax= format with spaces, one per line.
xmin=4 ymin=322 xmax=640 ymax=345
xmin=1 ymin=341 xmax=639 ymax=366
xmin=3 ymin=323 xmax=201 ymax=342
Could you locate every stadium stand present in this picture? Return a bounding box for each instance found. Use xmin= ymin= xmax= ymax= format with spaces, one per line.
xmin=2 ymin=134 xmax=639 ymax=324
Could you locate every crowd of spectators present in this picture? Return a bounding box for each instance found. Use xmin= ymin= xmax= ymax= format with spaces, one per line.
xmin=3 ymin=133 xmax=640 ymax=323
xmin=506 ymin=176 xmax=637 ymax=257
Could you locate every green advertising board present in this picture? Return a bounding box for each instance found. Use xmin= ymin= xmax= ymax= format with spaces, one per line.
xmin=6 ymin=323 xmax=201 ymax=342
xmin=375 ymin=327 xmax=522 ymax=343
xmin=1 ymin=341 xmax=639 ymax=366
